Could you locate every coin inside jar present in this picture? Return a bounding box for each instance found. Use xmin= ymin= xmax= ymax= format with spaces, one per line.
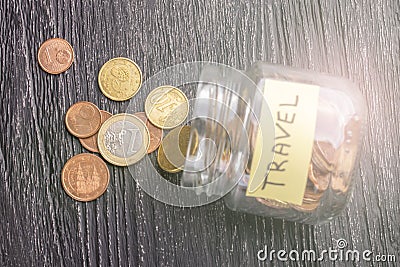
xmin=98 ymin=57 xmax=142 ymax=101
xmin=145 ymin=86 xmax=189 ymax=129
xmin=65 ymin=101 xmax=102 ymax=138
xmin=79 ymin=110 xmax=112 ymax=153
xmin=133 ymin=112 xmax=163 ymax=153
xmin=61 ymin=153 xmax=110 ymax=202
xmin=38 ymin=38 xmax=74 ymax=74
xmin=97 ymin=113 xmax=150 ymax=166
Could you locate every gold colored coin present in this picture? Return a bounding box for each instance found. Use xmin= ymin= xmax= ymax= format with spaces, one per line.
xmin=61 ymin=153 xmax=110 ymax=202
xmin=157 ymin=142 xmax=181 ymax=173
xmin=157 ymin=126 xmax=194 ymax=173
xmin=97 ymin=114 xmax=150 ymax=166
xmin=98 ymin=57 xmax=142 ymax=101
xmin=256 ymin=198 xmax=290 ymax=209
xmin=145 ymin=86 xmax=189 ymax=129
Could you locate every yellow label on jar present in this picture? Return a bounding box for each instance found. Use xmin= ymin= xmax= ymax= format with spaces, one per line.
xmin=246 ymin=79 xmax=319 ymax=205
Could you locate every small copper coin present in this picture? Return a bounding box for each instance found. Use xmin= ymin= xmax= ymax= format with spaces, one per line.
xmin=61 ymin=153 xmax=110 ymax=202
xmin=134 ymin=112 xmax=163 ymax=153
xmin=79 ymin=110 xmax=112 ymax=153
xmin=145 ymin=86 xmax=189 ymax=129
xmin=38 ymin=38 xmax=74 ymax=74
xmin=65 ymin=101 xmax=102 ymax=138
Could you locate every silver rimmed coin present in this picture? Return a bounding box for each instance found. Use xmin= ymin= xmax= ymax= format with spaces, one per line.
xmin=97 ymin=114 xmax=150 ymax=166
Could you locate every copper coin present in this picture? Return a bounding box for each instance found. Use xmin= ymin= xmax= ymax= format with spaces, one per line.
xmin=61 ymin=153 xmax=110 ymax=202
xmin=79 ymin=110 xmax=112 ymax=153
xmin=65 ymin=101 xmax=102 ymax=138
xmin=134 ymin=112 xmax=163 ymax=153
xmin=38 ymin=38 xmax=74 ymax=74
xmin=312 ymin=141 xmax=335 ymax=174
xmin=256 ymin=197 xmax=290 ymax=209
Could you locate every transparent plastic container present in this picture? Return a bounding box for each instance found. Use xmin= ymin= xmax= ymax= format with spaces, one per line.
xmin=182 ymin=62 xmax=366 ymax=225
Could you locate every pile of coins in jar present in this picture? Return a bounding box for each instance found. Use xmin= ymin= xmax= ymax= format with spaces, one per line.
xmin=38 ymin=38 xmax=192 ymax=202
xmin=255 ymin=141 xmax=335 ymax=212
xmin=255 ymin=123 xmax=360 ymax=213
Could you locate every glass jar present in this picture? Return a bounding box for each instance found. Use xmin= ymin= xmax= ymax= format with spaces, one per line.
xmin=182 ymin=62 xmax=366 ymax=225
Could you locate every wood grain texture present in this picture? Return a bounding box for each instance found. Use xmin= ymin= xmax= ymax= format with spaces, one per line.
xmin=0 ymin=0 xmax=399 ymax=266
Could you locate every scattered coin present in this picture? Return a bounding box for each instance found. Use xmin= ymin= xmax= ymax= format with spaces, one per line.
xmin=79 ymin=110 xmax=112 ymax=153
xmin=38 ymin=38 xmax=74 ymax=74
xmin=98 ymin=57 xmax=142 ymax=101
xmin=145 ymin=86 xmax=189 ymax=129
xmin=97 ymin=113 xmax=150 ymax=166
xmin=157 ymin=126 xmax=191 ymax=173
xmin=65 ymin=101 xmax=102 ymax=138
xmin=157 ymin=142 xmax=181 ymax=173
xmin=61 ymin=153 xmax=110 ymax=202
xmin=134 ymin=112 xmax=163 ymax=153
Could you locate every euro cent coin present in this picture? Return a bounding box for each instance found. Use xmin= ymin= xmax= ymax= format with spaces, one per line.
xmin=97 ymin=113 xmax=150 ymax=166
xmin=79 ymin=110 xmax=112 ymax=153
xmin=61 ymin=153 xmax=110 ymax=202
xmin=38 ymin=38 xmax=74 ymax=74
xmin=145 ymin=86 xmax=189 ymax=129
xmin=157 ymin=142 xmax=181 ymax=173
xmin=65 ymin=101 xmax=102 ymax=138
xmin=133 ymin=112 xmax=163 ymax=153
xmin=157 ymin=125 xmax=192 ymax=173
xmin=98 ymin=57 xmax=142 ymax=101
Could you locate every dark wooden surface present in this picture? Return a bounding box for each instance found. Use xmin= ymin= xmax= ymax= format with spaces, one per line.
xmin=1 ymin=0 xmax=399 ymax=266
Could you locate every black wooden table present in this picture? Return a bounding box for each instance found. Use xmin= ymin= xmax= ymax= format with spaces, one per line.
xmin=1 ymin=0 xmax=399 ymax=266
